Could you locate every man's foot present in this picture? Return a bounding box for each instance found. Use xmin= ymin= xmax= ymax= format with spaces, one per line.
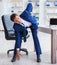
xmin=37 ymin=55 xmax=41 ymax=62
xmin=11 ymin=56 xmax=16 ymax=62
xmin=16 ymin=51 xmax=21 ymax=60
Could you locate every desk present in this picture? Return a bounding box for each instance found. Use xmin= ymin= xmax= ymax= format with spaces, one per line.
xmin=39 ymin=26 xmax=57 ymax=64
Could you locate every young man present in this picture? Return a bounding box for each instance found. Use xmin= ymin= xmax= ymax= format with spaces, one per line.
xmin=10 ymin=13 xmax=31 ymax=62
xmin=20 ymin=3 xmax=42 ymax=62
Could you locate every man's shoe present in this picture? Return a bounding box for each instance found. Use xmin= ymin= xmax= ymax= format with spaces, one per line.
xmin=11 ymin=56 xmax=16 ymax=62
xmin=37 ymin=55 xmax=41 ymax=62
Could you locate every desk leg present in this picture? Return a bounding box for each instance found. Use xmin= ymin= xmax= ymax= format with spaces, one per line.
xmin=51 ymin=30 xmax=56 ymax=64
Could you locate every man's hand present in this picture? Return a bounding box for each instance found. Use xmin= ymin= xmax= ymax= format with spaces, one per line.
xmin=16 ymin=51 xmax=21 ymax=60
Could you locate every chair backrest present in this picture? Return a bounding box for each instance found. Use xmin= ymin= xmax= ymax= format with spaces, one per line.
xmin=2 ymin=15 xmax=15 ymax=40
xmin=2 ymin=15 xmax=30 ymax=41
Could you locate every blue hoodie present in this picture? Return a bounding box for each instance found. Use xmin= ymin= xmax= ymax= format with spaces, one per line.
xmin=20 ymin=3 xmax=39 ymax=29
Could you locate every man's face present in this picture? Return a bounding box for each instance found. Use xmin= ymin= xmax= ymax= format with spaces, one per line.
xmin=14 ymin=15 xmax=21 ymax=24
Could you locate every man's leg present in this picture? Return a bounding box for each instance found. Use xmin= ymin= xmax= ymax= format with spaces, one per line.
xmin=31 ymin=28 xmax=42 ymax=62
xmin=11 ymin=43 xmax=17 ymax=62
xmin=11 ymin=35 xmax=22 ymax=62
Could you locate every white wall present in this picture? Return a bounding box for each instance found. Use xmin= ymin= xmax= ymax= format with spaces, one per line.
xmin=0 ymin=1 xmax=4 ymax=30
xmin=0 ymin=0 xmax=11 ymax=30
xmin=39 ymin=0 xmax=48 ymax=26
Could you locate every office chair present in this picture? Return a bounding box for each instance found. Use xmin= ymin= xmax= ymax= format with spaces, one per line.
xmin=2 ymin=15 xmax=28 ymax=55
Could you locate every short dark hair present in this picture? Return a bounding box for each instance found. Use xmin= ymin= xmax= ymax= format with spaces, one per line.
xmin=10 ymin=13 xmax=17 ymax=22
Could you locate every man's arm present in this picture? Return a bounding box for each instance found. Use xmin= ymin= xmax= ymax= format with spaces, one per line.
xmin=15 ymin=30 xmax=22 ymax=50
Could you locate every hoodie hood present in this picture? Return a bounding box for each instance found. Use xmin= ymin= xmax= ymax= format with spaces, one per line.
xmin=26 ymin=3 xmax=33 ymax=13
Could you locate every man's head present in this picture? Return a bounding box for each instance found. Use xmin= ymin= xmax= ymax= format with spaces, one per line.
xmin=10 ymin=13 xmax=21 ymax=24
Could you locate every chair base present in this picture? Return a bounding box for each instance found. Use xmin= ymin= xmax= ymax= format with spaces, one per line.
xmin=7 ymin=48 xmax=28 ymax=55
